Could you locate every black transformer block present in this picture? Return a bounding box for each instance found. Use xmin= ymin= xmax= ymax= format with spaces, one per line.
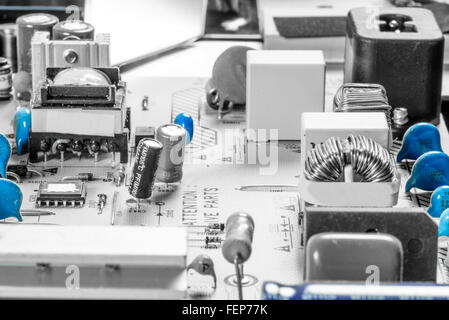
xmin=344 ymin=7 xmax=444 ymax=125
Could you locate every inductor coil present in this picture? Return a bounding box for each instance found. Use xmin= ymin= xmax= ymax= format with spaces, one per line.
xmin=305 ymin=135 xmax=396 ymax=183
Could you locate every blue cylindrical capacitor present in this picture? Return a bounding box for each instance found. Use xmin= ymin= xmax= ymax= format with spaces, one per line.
xmin=0 ymin=178 xmax=22 ymax=221
xmin=174 ymin=112 xmax=194 ymax=144
xmin=406 ymin=151 xmax=449 ymax=192
xmin=0 ymin=133 xmax=11 ymax=178
xmin=14 ymin=106 xmax=31 ymax=155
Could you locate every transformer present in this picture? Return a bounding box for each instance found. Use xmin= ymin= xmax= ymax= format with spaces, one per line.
xmin=29 ymin=66 xmax=128 ymax=163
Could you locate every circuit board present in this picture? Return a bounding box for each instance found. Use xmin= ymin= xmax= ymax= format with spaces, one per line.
xmin=0 ymin=77 xmax=448 ymax=299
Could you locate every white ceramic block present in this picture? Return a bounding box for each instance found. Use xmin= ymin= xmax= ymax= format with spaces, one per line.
xmin=246 ymin=50 xmax=325 ymax=141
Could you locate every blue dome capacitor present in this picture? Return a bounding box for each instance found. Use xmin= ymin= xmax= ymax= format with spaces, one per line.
xmin=428 ymin=185 xmax=449 ymax=218
xmin=174 ymin=112 xmax=194 ymax=144
xmin=397 ymin=123 xmax=442 ymax=162
xmin=0 ymin=133 xmax=11 ymax=178
xmin=14 ymin=106 xmax=31 ymax=155
xmin=0 ymin=178 xmax=22 ymax=221
xmin=406 ymin=151 xmax=449 ymax=192
xmin=439 ymin=208 xmax=449 ymax=237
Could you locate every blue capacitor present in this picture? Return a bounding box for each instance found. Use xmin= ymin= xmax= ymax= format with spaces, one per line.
xmin=14 ymin=107 xmax=31 ymax=155
xmin=438 ymin=208 xmax=449 ymax=237
xmin=174 ymin=112 xmax=194 ymax=144
xmin=0 ymin=179 xmax=22 ymax=221
xmin=397 ymin=123 xmax=442 ymax=162
xmin=406 ymin=151 xmax=449 ymax=192
xmin=0 ymin=133 xmax=11 ymax=178
xmin=428 ymin=185 xmax=449 ymax=218
xmin=262 ymin=281 xmax=449 ymax=300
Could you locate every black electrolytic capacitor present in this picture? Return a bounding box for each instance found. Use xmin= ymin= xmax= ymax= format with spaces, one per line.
xmin=128 ymin=138 xmax=163 ymax=200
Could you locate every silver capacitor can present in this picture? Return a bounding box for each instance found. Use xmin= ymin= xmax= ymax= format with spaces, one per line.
xmin=0 ymin=24 xmax=17 ymax=72
xmin=16 ymin=13 xmax=59 ymax=73
xmin=53 ymin=20 xmax=95 ymax=40
xmin=0 ymin=57 xmax=12 ymax=99
xmin=156 ymin=124 xmax=187 ymax=183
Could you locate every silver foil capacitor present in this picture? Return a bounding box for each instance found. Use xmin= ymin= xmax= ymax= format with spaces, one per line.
xmin=0 ymin=24 xmax=17 ymax=72
xmin=52 ymin=20 xmax=95 ymax=40
xmin=128 ymin=138 xmax=163 ymax=203
xmin=222 ymin=212 xmax=255 ymax=264
xmin=0 ymin=57 xmax=12 ymax=100
xmin=16 ymin=13 xmax=59 ymax=73
xmin=155 ymin=124 xmax=187 ymax=183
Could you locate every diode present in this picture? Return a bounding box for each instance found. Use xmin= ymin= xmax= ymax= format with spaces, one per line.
xmin=222 ymin=212 xmax=255 ymax=300
xmin=128 ymin=139 xmax=163 ymax=210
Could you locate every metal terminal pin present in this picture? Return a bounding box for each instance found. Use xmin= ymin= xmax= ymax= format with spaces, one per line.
xmin=97 ymin=193 xmax=107 ymax=214
xmin=142 ymin=95 xmax=149 ymax=111
xmin=392 ymin=107 xmax=409 ymax=125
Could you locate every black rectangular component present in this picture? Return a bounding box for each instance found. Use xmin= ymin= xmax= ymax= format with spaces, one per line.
xmin=274 ymin=16 xmax=347 ymax=38
xmin=36 ymin=181 xmax=87 ymax=207
xmin=303 ymin=206 xmax=438 ymax=282
xmin=41 ymin=67 xmax=122 ymax=107
xmin=344 ymin=7 xmax=444 ymax=126
xmin=135 ymin=126 xmax=155 ymax=149
xmin=28 ymin=132 xmax=129 ymax=164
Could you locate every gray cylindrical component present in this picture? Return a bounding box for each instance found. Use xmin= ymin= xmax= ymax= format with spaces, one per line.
xmin=222 ymin=212 xmax=255 ymax=264
xmin=155 ymin=124 xmax=186 ymax=183
xmin=0 ymin=24 xmax=17 ymax=72
xmin=305 ymin=232 xmax=403 ymax=282
xmin=211 ymin=46 xmax=252 ymax=104
xmin=129 ymin=138 xmax=163 ymax=200
xmin=16 ymin=13 xmax=59 ymax=73
xmin=53 ymin=20 xmax=95 ymax=40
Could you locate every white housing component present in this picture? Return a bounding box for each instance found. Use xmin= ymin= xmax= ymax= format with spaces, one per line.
xmin=246 ymin=50 xmax=325 ymax=141
xmin=299 ymin=112 xmax=400 ymax=207
xmin=0 ymin=225 xmax=187 ymax=299
xmin=31 ymin=108 xmax=124 ymax=137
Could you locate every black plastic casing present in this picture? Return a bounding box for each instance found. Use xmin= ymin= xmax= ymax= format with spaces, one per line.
xmin=344 ymin=7 xmax=444 ymax=125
